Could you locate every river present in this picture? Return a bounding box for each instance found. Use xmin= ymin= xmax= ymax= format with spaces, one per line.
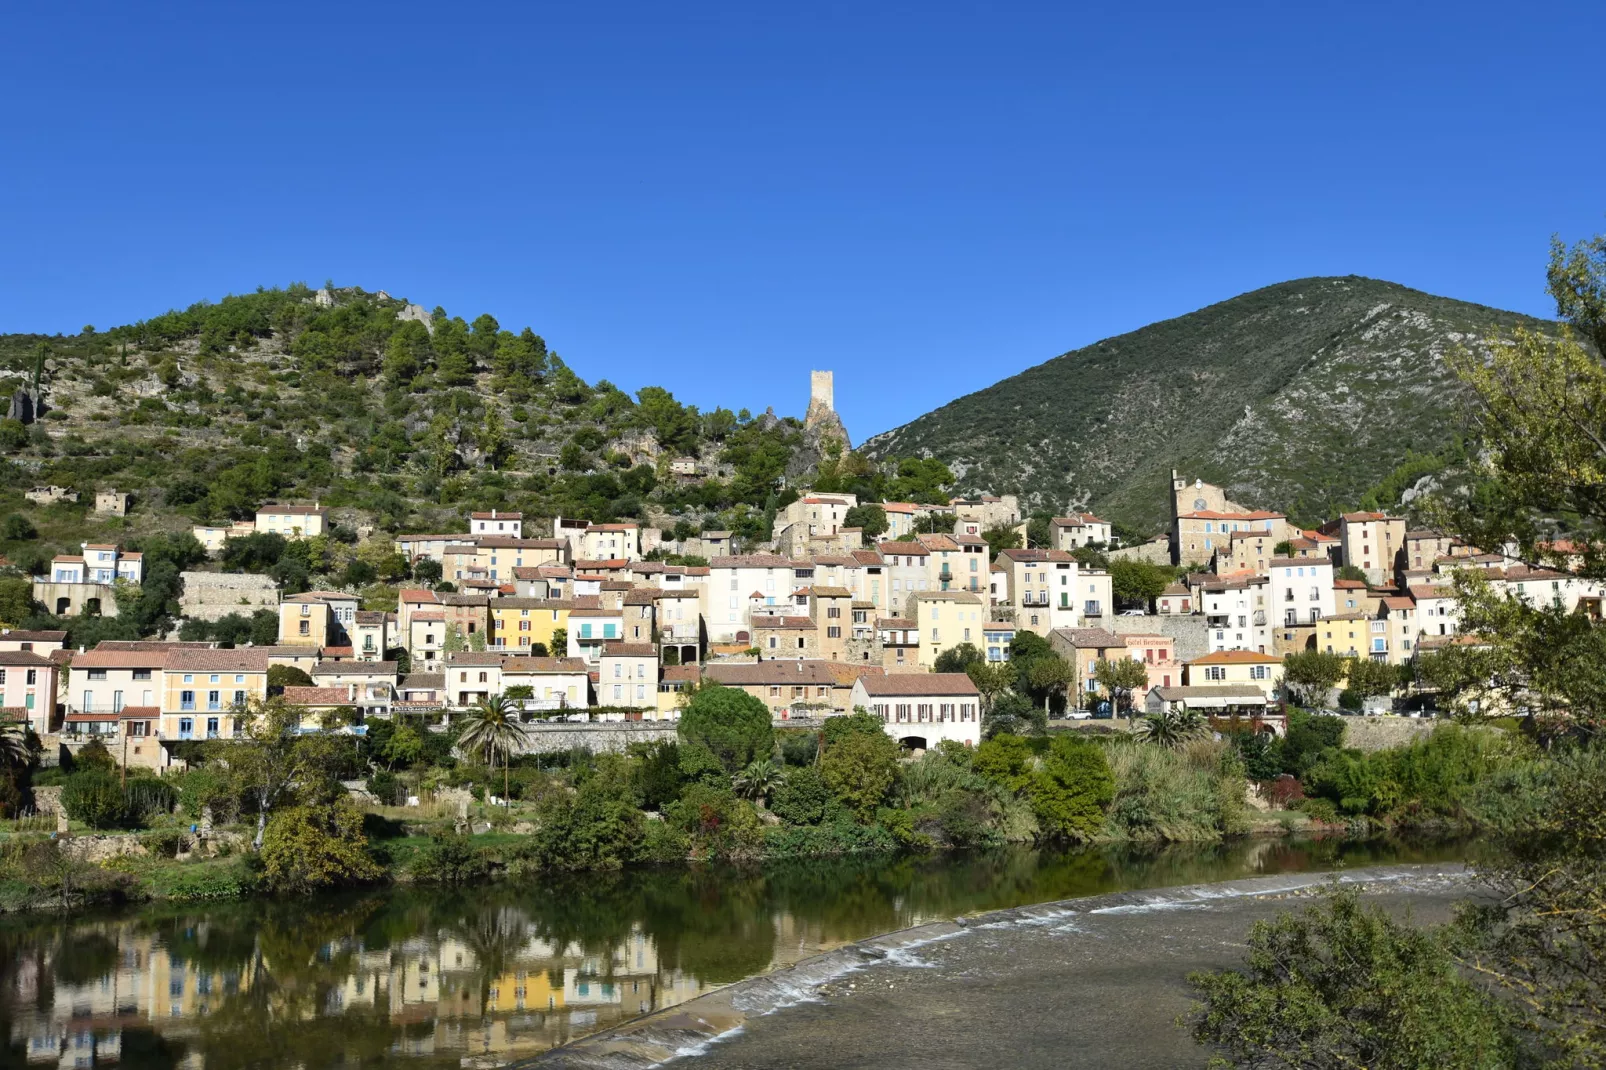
xmin=0 ymin=836 xmax=1471 ymax=1069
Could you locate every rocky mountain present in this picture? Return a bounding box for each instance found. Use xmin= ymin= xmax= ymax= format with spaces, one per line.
xmin=862 ymin=276 xmax=1550 ymax=532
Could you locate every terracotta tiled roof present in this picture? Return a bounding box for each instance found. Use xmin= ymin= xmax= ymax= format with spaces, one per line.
xmin=1188 ymin=650 xmax=1281 ymax=665
xmin=501 ymin=657 xmax=589 ymax=673
xmin=857 ymin=673 xmax=979 ymax=697
xmin=166 ymin=649 xmax=270 ymax=672
xmin=312 ymin=660 xmax=396 ymax=676
xmin=602 ymin=642 xmax=657 ymax=657
xmin=704 ymin=661 xmax=839 ymax=686
xmin=710 ymin=554 xmax=794 ymax=568
xmin=282 ymin=686 xmax=352 ymax=705
xmin=0 ymin=630 xmax=67 ymax=642
xmin=0 ymin=651 xmax=54 ymax=667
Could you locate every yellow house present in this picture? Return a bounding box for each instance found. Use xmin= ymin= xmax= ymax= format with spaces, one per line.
xmin=1317 ymin=612 xmax=1373 ymax=659
xmin=1184 ymin=650 xmax=1284 ymax=702
xmin=278 ymin=591 xmax=358 ymax=648
xmin=489 ymin=597 xmax=572 ymax=652
xmin=911 ymin=590 xmax=986 ymax=669
xmin=160 ymin=649 xmax=269 ymax=742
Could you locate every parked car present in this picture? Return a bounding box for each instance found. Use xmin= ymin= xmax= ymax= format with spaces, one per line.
xmin=1119 ymin=608 xmax=1146 ymax=616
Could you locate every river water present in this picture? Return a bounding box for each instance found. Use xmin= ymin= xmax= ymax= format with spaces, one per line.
xmin=0 ymin=836 xmax=1470 ymax=1069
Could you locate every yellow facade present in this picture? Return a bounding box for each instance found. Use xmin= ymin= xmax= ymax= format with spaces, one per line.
xmin=911 ymin=591 xmax=986 ymax=668
xmin=159 ymin=672 xmax=266 ymax=740
xmin=279 ymin=599 xmax=332 ymax=646
xmin=490 ymin=601 xmax=570 ymax=652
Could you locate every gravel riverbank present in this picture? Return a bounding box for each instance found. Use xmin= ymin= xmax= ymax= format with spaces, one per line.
xmin=528 ymin=863 xmax=1480 ymax=1070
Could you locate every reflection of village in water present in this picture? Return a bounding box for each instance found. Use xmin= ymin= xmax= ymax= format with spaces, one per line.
xmin=5 ymin=839 xmax=1470 ymax=1069
xmin=11 ymin=912 xmax=733 ymax=1069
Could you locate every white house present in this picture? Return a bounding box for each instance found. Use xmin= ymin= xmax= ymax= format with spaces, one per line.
xmin=851 ymin=673 xmax=982 ymax=749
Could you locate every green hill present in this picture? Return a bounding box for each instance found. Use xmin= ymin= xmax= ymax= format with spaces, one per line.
xmin=862 ymin=276 xmax=1550 ymax=532
xmin=0 ymin=284 xmax=856 ymax=573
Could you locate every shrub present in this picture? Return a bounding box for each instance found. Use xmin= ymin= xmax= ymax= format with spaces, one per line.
xmin=972 ymin=733 xmax=1033 ymax=793
xmin=410 ymin=833 xmax=490 ymax=884
xmin=61 ymin=770 xmax=128 ymax=829
xmin=259 ymin=799 xmax=381 ymax=893
xmin=367 ymin=771 xmax=404 ymax=806
xmin=527 ymin=778 xmax=645 ymax=870
xmin=761 ymin=816 xmax=899 ymax=858
xmin=74 ymin=739 xmax=117 ymax=773
xmin=820 ymin=728 xmax=900 ymax=821
xmin=1029 ymin=736 xmax=1115 ymax=842
xmin=665 ymin=783 xmax=764 ymax=859
xmin=770 ymin=766 xmax=832 ymax=826
xmin=1104 ymin=739 xmax=1249 ymax=842
xmin=778 ymin=729 xmax=819 ymax=767
xmin=627 ymin=740 xmax=684 ymax=811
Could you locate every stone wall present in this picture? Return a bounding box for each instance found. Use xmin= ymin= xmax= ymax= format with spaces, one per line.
xmin=1342 ymin=715 xmax=1435 ymax=752
xmin=514 ymin=721 xmax=680 ymax=754
xmin=1108 ymin=537 xmax=1172 ymax=566
xmin=180 ymin=571 xmax=281 ymax=621
xmin=1107 ymin=614 xmax=1210 ymax=662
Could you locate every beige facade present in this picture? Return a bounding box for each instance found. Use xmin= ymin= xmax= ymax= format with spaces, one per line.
xmin=256 ymin=503 xmax=328 ymax=538
xmin=1339 ymin=512 xmax=1407 ymax=585
xmin=598 ymin=643 xmax=658 ymax=709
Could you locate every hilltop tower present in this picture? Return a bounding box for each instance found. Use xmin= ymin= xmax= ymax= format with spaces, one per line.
xmin=804 ymin=369 xmax=850 ymax=449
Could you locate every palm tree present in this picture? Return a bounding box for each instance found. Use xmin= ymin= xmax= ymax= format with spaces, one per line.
xmin=457 ymin=693 xmax=527 ymax=806
xmin=0 ymin=723 xmax=31 ymax=770
xmin=1138 ymin=707 xmax=1207 ymax=748
xmin=732 ymin=758 xmax=784 ymax=807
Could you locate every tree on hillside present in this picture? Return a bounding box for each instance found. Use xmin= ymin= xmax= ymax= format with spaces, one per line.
xmin=842 ymin=504 xmax=888 ymax=539
xmin=966 ymin=661 xmax=1014 ymax=714
xmin=1336 ymin=564 xmax=1369 ymax=583
xmin=1027 ymin=655 xmax=1074 ymax=713
xmin=1110 ymin=559 xmax=1171 ymax=610
xmin=982 ymin=525 xmax=1021 ymax=558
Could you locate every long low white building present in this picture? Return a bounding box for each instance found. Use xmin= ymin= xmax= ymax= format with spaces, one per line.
xmin=850 ymin=672 xmax=982 ymax=749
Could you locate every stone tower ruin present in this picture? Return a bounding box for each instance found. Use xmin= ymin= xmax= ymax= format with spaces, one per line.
xmin=804 ymin=369 xmax=849 ymax=449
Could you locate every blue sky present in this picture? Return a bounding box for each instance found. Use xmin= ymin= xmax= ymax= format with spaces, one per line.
xmin=3 ymin=1 xmax=1602 ymax=439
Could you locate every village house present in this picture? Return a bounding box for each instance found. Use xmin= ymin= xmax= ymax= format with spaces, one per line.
xmin=876 ymin=616 xmax=921 ymax=672
xmin=34 ymin=544 xmax=143 ymax=617
xmin=278 ymin=591 xmax=359 ymax=648
xmin=915 ymin=532 xmax=988 ymax=595
xmin=487 ymin=597 xmax=572 ymax=653
xmin=911 ymin=590 xmax=987 ymax=669
xmin=1316 ymin=613 xmax=1370 ymax=659
xmin=1337 ymin=512 xmax=1407 ymax=585
xmin=852 ymin=673 xmax=983 ymax=748
xmin=1049 ymin=627 xmax=1128 ymax=712
xmin=982 ymin=621 xmax=1017 ymax=662
xmin=1184 ymin=649 xmax=1284 ymax=703
xmin=470 ymin=510 xmax=523 ymax=538
xmin=1120 ymin=634 xmax=1179 ymax=705
xmin=500 ymin=656 xmax=591 ymax=712
xmin=752 ymin=613 xmax=817 ymax=658
xmin=94 ymin=488 xmax=132 ymax=516
xmin=1201 ymin=573 xmax=1270 ymax=654
xmin=707 ymin=554 xmax=796 ymax=643
xmin=598 ymin=643 xmax=658 ymax=711
xmin=159 ymin=648 xmax=270 ymax=745
xmin=0 ymin=629 xmax=67 ymax=655
xmin=1051 ymin=513 xmax=1112 ymax=550
xmin=995 ymin=548 xmax=1080 ymax=636
xmin=309 ymin=660 xmax=397 ymax=716
xmin=255 ymin=503 xmax=328 ymax=539
xmin=567 ymin=606 xmax=624 ymax=664
xmin=702 ymin=660 xmax=871 ymax=719
xmin=0 ymin=651 xmax=59 ymax=736
xmin=1156 ymin=583 xmax=1193 ymax=615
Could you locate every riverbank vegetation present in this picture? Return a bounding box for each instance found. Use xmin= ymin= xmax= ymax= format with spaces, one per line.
xmin=0 ymin=693 xmax=1541 ymax=913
